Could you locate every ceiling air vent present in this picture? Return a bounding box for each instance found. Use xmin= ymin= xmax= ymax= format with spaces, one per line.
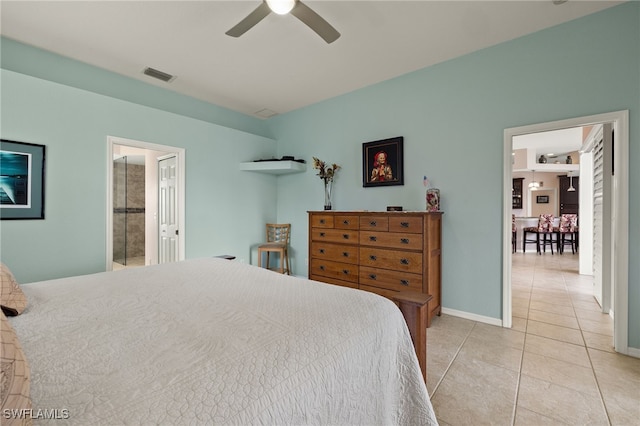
xmin=142 ymin=67 xmax=175 ymax=83
xmin=254 ymin=108 xmax=278 ymax=119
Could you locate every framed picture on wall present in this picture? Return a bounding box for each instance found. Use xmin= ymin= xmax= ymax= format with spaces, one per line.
xmin=0 ymin=139 xmax=46 ymax=220
xmin=362 ymin=136 xmax=404 ymax=187
xmin=536 ymin=195 xmax=549 ymax=204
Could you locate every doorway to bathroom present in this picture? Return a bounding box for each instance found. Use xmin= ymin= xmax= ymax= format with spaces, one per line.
xmin=106 ymin=136 xmax=185 ymax=271
xmin=113 ymin=154 xmax=146 ymax=269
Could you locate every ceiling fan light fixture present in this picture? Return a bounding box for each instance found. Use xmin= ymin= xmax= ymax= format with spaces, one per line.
xmin=266 ymin=0 xmax=296 ymax=15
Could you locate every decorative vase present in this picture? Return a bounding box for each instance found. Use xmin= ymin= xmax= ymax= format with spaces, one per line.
xmin=324 ymin=179 xmax=333 ymax=210
xmin=426 ymin=188 xmax=440 ymax=212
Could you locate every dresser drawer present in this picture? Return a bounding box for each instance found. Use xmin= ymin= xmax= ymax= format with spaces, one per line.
xmin=311 ymin=228 xmax=359 ymax=244
xmin=359 ymin=216 xmax=389 ymax=231
xmin=359 ymin=231 xmax=423 ymax=250
xmin=359 ymin=284 xmax=397 ymax=301
xmin=360 ymin=247 xmax=423 ymax=274
xmin=359 ymin=266 xmax=423 ymax=292
xmin=334 ymin=215 xmax=359 ymax=229
xmin=311 ymin=215 xmax=335 ymax=228
xmin=389 ymin=216 xmax=423 ymax=234
xmin=310 ymin=274 xmax=358 ymax=289
xmin=310 ymin=259 xmax=359 ymax=283
xmin=310 ymin=242 xmax=359 ymax=265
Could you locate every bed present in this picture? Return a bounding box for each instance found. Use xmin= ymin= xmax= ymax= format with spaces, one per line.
xmin=2 ymin=258 xmax=437 ymax=425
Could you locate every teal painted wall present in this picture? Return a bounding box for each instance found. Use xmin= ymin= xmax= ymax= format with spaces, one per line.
xmin=0 ymin=37 xmax=272 ymax=139
xmin=0 ymin=69 xmax=278 ymax=282
xmin=1 ymin=3 xmax=637 ymax=349
xmin=269 ymin=3 xmax=639 ymax=347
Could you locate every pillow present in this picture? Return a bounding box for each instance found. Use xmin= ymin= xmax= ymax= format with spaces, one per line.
xmin=0 ymin=263 xmax=27 ymax=316
xmin=1 ymin=310 xmax=32 ymax=426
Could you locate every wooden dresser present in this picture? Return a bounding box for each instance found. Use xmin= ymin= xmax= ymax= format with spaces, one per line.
xmin=308 ymin=211 xmax=442 ymax=326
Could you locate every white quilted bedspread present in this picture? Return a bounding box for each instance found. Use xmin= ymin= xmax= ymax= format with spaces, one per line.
xmin=10 ymin=258 xmax=437 ymax=425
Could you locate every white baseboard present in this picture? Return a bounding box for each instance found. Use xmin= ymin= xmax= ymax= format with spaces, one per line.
xmin=440 ymin=307 xmax=502 ymax=327
xmin=625 ymin=346 xmax=640 ymax=359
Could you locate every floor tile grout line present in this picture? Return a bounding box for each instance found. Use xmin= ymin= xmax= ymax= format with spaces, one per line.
xmin=562 ymin=265 xmax=613 ymax=426
xmin=514 ymin=252 xmax=591 ymax=424
xmin=429 ymin=321 xmax=477 ymax=399
xmin=526 ymin=254 xmax=613 ymax=424
xmin=510 ymin=269 xmax=531 ymax=426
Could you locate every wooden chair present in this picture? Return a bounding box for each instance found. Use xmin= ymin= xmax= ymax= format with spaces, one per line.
xmin=257 ymin=224 xmax=291 ymax=274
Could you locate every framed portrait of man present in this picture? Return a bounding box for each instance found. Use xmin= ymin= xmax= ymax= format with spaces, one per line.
xmin=362 ymin=136 xmax=404 ymax=188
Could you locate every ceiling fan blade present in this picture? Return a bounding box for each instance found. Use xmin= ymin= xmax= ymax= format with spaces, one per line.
xmin=225 ymin=2 xmax=271 ymax=38
xmin=290 ymin=1 xmax=340 ymax=44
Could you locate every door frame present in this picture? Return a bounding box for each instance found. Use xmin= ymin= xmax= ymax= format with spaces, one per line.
xmin=106 ymin=136 xmax=186 ymax=270
xmin=502 ymin=110 xmax=630 ymax=355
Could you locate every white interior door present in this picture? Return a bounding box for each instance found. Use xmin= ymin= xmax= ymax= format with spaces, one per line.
xmin=592 ymin=123 xmax=612 ymax=312
xmin=158 ymin=155 xmax=178 ymax=263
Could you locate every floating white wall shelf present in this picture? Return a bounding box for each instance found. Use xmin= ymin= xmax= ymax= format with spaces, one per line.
xmin=239 ymin=160 xmax=306 ymax=175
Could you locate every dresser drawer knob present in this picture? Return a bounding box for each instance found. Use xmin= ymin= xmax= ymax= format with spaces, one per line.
xmin=342 ymin=252 xmax=349 ymax=257
xmin=342 ymin=269 xmax=350 ymax=275
xmin=369 ymin=255 xmax=377 ymax=261
xmin=319 ymin=248 xmax=325 ymax=254
xmin=370 ymin=220 xmax=377 ymax=226
xmin=320 ymin=232 xmax=326 ymax=237
xmin=343 ymin=220 xmax=350 ymax=225
xmin=369 ymin=273 xmax=377 ymax=280
xmin=400 ymin=238 xmax=409 ymax=244
xmin=343 ymin=234 xmax=350 ymax=240
xmin=319 ymin=265 xmax=325 ymax=271
xmin=400 ymin=222 xmax=409 ymax=228
xmin=400 ymin=279 xmax=409 ymax=286
xmin=369 ymin=236 xmax=377 ymax=242
xmin=319 ymin=219 xmax=325 ymax=224
xmin=400 ymin=258 xmax=409 ymax=265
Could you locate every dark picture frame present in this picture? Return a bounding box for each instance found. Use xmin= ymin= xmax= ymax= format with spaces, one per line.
xmin=0 ymin=139 xmax=46 ymax=220
xmin=362 ymin=136 xmax=404 ymax=187
xmin=536 ymin=195 xmax=549 ymax=204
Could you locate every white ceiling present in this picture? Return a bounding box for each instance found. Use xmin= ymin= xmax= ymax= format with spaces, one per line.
xmin=513 ymin=127 xmax=584 ymax=158
xmin=0 ymin=1 xmax=623 ymax=118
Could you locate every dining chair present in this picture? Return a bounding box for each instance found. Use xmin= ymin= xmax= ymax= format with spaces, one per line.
xmin=257 ymin=223 xmax=291 ymax=274
xmin=558 ymin=214 xmax=578 ymax=254
xmin=512 ymin=214 xmax=517 ymax=253
xmin=522 ymin=219 xmax=540 ymax=254
xmin=538 ymin=214 xmax=555 ymax=254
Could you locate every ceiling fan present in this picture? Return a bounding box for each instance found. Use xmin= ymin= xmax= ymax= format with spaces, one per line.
xmin=226 ymin=0 xmax=340 ymax=44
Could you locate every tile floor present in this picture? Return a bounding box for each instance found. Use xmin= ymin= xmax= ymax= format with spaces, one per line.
xmin=427 ymin=252 xmax=640 ymax=425
xmin=112 ymin=256 xmax=146 ymax=271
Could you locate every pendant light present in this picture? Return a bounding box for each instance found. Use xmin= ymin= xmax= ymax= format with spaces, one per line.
xmin=568 ymin=174 xmax=576 ymax=192
xmin=528 ymin=170 xmax=540 ymax=190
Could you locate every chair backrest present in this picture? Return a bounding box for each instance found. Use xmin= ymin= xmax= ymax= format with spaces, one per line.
xmin=560 ymin=214 xmax=578 ymax=232
xmin=537 ymin=214 xmax=554 ymax=232
xmin=266 ymin=223 xmax=291 ymax=244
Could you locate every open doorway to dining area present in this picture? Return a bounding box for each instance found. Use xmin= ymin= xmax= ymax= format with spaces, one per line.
xmin=503 ymin=110 xmax=630 ymax=356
